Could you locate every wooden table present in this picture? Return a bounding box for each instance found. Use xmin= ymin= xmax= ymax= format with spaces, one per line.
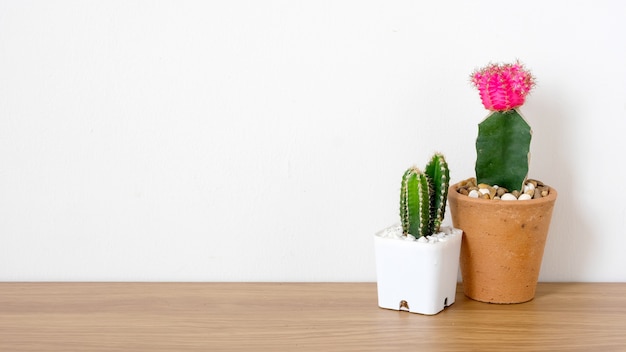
xmin=1 ymin=283 xmax=624 ymax=351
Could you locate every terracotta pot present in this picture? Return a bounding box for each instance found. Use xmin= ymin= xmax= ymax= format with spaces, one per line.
xmin=447 ymin=183 xmax=557 ymax=303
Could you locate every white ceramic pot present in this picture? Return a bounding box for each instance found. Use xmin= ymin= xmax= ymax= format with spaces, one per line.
xmin=374 ymin=225 xmax=462 ymax=315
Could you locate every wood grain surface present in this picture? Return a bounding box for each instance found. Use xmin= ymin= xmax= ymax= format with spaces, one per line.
xmin=1 ymin=283 xmax=624 ymax=351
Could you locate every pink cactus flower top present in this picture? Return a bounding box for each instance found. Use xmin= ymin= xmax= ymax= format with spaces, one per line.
xmin=471 ymin=61 xmax=535 ymax=111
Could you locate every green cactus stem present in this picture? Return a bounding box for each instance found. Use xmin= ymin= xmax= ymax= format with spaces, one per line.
xmin=475 ymin=109 xmax=531 ymax=192
xmin=400 ymin=167 xmax=430 ymax=238
xmin=425 ymin=153 xmax=449 ymax=233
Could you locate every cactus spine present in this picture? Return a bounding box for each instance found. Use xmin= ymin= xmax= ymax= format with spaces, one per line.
xmin=475 ymin=109 xmax=531 ymax=192
xmin=400 ymin=154 xmax=450 ymax=238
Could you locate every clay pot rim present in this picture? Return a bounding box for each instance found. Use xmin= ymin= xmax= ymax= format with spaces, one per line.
xmin=449 ymin=181 xmax=558 ymax=206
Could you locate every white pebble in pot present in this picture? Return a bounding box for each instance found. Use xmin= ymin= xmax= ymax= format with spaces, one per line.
xmin=501 ymin=193 xmax=518 ymax=201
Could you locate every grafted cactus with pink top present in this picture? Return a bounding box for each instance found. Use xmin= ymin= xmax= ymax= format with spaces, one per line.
xmin=471 ymin=61 xmax=535 ymax=192
xmin=471 ymin=61 xmax=535 ymax=111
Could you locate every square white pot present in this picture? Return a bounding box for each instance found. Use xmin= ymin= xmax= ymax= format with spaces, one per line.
xmin=374 ymin=225 xmax=462 ymax=315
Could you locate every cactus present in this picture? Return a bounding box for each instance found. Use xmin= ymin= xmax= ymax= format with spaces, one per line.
xmin=475 ymin=110 xmax=531 ymax=192
xmin=400 ymin=154 xmax=450 ymax=238
xmin=425 ymin=153 xmax=449 ymax=233
xmin=471 ymin=61 xmax=535 ymax=192
xmin=400 ymin=167 xmax=430 ymax=238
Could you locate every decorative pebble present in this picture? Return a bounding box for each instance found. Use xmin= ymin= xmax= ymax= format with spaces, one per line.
xmin=524 ymin=183 xmax=535 ymax=192
xmin=456 ymin=177 xmax=550 ymax=201
xmin=501 ymin=193 xmax=518 ymax=201
xmin=377 ymin=225 xmax=456 ymax=244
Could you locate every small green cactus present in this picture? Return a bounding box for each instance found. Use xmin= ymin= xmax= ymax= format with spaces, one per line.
xmin=400 ymin=167 xmax=430 ymax=238
xmin=425 ymin=153 xmax=449 ymax=233
xmin=400 ymin=154 xmax=450 ymax=238
xmin=475 ymin=109 xmax=531 ymax=192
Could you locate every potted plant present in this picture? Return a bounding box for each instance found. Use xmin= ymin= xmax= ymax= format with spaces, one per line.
xmin=375 ymin=153 xmax=462 ymax=315
xmin=447 ymin=61 xmax=558 ymax=304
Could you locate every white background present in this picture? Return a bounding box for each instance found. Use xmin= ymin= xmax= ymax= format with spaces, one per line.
xmin=1 ymin=1 xmax=625 ymax=281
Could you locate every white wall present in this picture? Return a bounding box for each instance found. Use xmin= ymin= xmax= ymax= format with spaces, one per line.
xmin=1 ymin=1 xmax=625 ymax=281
